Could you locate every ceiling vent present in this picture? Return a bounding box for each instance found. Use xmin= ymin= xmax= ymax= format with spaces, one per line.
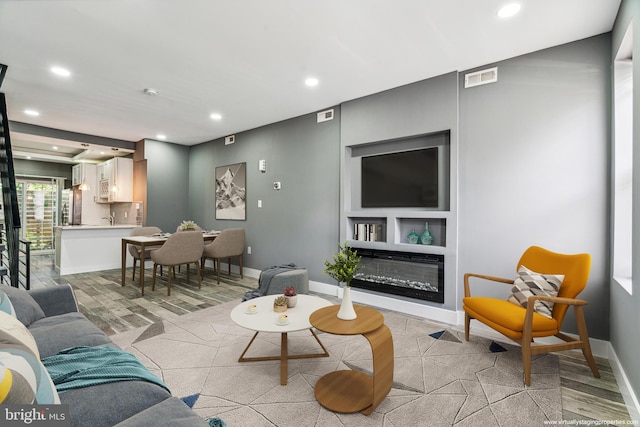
xmin=225 ymin=135 xmax=235 ymax=145
xmin=464 ymin=67 xmax=498 ymax=88
xmin=317 ymin=109 xmax=334 ymax=123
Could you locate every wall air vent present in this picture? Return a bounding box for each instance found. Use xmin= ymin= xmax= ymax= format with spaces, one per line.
xmin=225 ymin=135 xmax=235 ymax=145
xmin=317 ymin=109 xmax=334 ymax=123
xmin=464 ymin=67 xmax=498 ymax=88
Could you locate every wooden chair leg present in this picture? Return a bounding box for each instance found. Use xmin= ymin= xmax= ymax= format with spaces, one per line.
xmin=239 ymin=254 xmax=243 ymax=279
xmin=522 ymin=340 xmax=532 ymax=387
xmin=187 ymin=263 xmax=191 ymax=283
xmin=216 ymin=258 xmax=221 ymax=284
xmin=575 ymin=306 xmax=600 ymax=378
xmin=132 ymin=258 xmax=137 ymax=280
xmin=167 ymin=266 xmax=172 ymax=296
xmin=152 ymin=264 xmax=157 ymax=291
xmin=228 ymin=258 xmax=231 ymax=275
xmin=464 ymin=313 xmax=470 ymax=342
xmin=196 ymin=262 xmax=201 ymax=289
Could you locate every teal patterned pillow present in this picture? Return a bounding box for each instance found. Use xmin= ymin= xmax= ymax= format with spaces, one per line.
xmin=0 ymin=349 xmax=60 ymax=404
xmin=507 ymin=265 xmax=564 ymax=318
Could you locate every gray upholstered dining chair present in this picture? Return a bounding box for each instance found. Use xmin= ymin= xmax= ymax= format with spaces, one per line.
xmin=150 ymin=231 xmax=204 ymax=296
xmin=201 ymin=228 xmax=245 ymax=284
xmin=128 ymin=226 xmax=163 ymax=280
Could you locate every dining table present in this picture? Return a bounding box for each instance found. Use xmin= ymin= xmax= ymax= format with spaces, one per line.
xmin=121 ymin=231 xmax=220 ymax=295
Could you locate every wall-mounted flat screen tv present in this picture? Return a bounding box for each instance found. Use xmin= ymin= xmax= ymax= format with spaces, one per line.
xmin=361 ymin=147 xmax=439 ymax=208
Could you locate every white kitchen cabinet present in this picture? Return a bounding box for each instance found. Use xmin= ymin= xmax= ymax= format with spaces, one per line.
xmin=96 ymin=157 xmax=133 ymax=203
xmin=72 ymin=163 xmax=93 ymax=187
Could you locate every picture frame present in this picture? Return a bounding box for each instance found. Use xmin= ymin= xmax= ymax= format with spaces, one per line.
xmin=215 ymin=162 xmax=246 ymax=220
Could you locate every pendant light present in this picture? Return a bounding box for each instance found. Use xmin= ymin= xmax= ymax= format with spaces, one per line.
xmin=79 ymin=179 xmax=90 ymax=191
xmin=110 ymin=156 xmax=119 ymax=193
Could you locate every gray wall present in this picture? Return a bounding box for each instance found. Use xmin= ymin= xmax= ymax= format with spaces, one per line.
xmin=14 ymin=159 xmax=72 ymax=187
xmin=611 ymin=0 xmax=640 ymax=404
xmin=145 ymin=139 xmax=190 ymax=232
xmin=150 ymin=36 xmax=611 ymax=340
xmin=188 ymin=111 xmax=341 ymax=282
xmin=340 ymin=72 xmax=459 ymax=311
xmin=458 ymin=34 xmax=611 ymax=339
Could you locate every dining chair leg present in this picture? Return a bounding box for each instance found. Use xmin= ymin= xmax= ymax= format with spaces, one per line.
xmin=167 ymin=266 xmax=172 ymax=296
xmin=216 ymin=258 xmax=221 ymax=284
xmin=228 ymin=258 xmax=231 ymax=275
xmin=196 ymin=262 xmax=201 ymax=289
xmin=239 ymin=255 xmax=243 ymax=279
xmin=187 ymin=263 xmax=191 ymax=283
xmin=152 ymin=264 xmax=158 ymax=292
xmin=132 ymin=258 xmax=138 ymax=280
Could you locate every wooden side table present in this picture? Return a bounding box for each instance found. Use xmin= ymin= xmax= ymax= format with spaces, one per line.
xmin=309 ymin=304 xmax=394 ymax=415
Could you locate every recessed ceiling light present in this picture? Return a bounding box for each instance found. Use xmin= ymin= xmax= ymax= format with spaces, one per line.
xmin=305 ymin=77 xmax=319 ymax=87
xmin=100 ymin=151 xmax=105 ymax=155
xmin=26 ymin=156 xmax=32 ymax=160
xmin=52 ymin=146 xmax=58 ymax=150
xmin=24 ymin=109 xmax=40 ymax=116
xmin=210 ymin=113 xmax=222 ymax=121
xmin=51 ymin=66 xmax=71 ymax=77
xmin=156 ymin=134 xmax=167 ymax=140
xmin=497 ymin=3 xmax=521 ymax=18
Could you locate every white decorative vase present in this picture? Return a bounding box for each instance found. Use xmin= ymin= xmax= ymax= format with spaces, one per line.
xmin=286 ymin=295 xmax=297 ymax=308
xmin=337 ymin=286 xmax=357 ymax=320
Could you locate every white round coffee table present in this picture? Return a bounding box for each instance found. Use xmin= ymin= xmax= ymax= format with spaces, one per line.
xmin=230 ymin=294 xmax=332 ymax=385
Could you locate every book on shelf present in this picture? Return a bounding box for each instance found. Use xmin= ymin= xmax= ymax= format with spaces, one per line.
xmin=353 ymin=223 xmax=384 ymax=242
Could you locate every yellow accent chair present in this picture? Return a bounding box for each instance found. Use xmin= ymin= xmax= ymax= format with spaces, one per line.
xmin=463 ymin=245 xmax=600 ymax=386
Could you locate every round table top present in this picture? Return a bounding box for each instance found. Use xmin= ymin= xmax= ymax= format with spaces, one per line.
xmin=309 ymin=305 xmax=384 ymax=335
xmin=230 ymin=294 xmax=331 ymax=333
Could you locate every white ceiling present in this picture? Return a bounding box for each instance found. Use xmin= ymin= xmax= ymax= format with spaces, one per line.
xmin=0 ymin=0 xmax=621 ymax=162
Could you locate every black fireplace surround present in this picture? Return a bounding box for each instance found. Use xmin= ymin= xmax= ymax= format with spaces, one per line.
xmin=351 ymin=248 xmax=444 ymax=303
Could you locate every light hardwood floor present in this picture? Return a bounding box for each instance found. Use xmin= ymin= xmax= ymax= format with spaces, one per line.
xmin=27 ymin=253 xmax=633 ymax=424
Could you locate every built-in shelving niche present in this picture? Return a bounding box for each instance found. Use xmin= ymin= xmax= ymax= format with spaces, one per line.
xmin=396 ymin=217 xmax=446 ymax=248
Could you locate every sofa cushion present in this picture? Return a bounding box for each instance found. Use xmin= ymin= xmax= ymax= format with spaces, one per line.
xmin=114 ymin=397 xmax=208 ymax=426
xmin=2 ymin=286 xmax=45 ymax=326
xmin=59 ymin=381 xmax=172 ymax=427
xmin=28 ymin=312 xmax=113 ymax=358
xmin=507 ymin=265 xmax=564 ymax=318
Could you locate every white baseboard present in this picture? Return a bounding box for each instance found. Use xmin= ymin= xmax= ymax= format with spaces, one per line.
xmin=608 ymin=344 xmax=640 ymax=423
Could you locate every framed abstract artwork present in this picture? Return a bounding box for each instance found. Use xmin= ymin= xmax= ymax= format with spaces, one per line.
xmin=215 ymin=162 xmax=246 ymax=220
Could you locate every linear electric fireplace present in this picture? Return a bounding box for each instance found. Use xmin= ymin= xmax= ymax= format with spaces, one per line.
xmin=351 ymin=248 xmax=444 ymax=303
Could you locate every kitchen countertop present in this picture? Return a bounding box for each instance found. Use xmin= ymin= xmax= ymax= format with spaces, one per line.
xmin=55 ymin=224 xmax=140 ymax=275
xmin=56 ymin=225 xmax=140 ymax=230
